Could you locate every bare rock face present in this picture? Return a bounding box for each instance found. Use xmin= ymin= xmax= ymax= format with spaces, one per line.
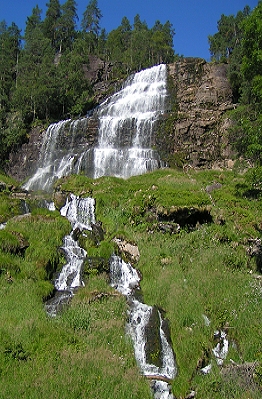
xmin=164 ymin=58 xmax=236 ymax=169
xmin=8 ymin=127 xmax=47 ymax=182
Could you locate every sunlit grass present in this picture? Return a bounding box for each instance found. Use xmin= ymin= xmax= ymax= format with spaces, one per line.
xmin=1 ymin=168 xmax=262 ymax=397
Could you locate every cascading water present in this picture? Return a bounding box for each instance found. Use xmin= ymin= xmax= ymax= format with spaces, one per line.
xmin=45 ymin=194 xmax=95 ymax=316
xmin=110 ymin=255 xmax=177 ymax=399
xmin=93 ymin=64 xmax=167 ymax=178
xmin=23 ymin=64 xmax=167 ymax=191
xmin=23 ymin=118 xmax=94 ymax=191
xmin=25 ymin=63 xmax=175 ymax=396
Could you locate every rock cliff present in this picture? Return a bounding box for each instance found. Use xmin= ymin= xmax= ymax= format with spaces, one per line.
xmin=158 ymin=58 xmax=235 ymax=168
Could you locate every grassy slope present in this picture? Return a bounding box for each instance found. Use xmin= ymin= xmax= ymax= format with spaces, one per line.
xmin=0 ymin=168 xmax=262 ymax=398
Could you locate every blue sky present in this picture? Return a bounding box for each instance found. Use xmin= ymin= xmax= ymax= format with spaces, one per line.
xmin=0 ymin=0 xmax=259 ymax=60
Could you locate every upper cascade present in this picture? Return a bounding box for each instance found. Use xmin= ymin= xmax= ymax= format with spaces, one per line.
xmin=94 ymin=63 xmax=167 ymax=178
xmin=23 ymin=64 xmax=167 ymax=191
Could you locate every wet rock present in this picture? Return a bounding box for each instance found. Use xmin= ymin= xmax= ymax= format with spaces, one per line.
xmin=145 ymin=306 xmax=162 ymax=367
xmin=45 ymin=290 xmax=73 ymax=317
xmin=91 ymin=221 xmax=104 ymax=244
xmin=53 ymin=191 xmax=68 ymax=209
xmin=83 ymin=256 xmax=109 ymax=274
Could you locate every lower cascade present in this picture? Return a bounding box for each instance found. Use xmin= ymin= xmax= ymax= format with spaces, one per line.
xmin=45 ymin=194 xmax=95 ymax=316
xmin=23 ymin=64 xmax=167 ymax=191
xmin=47 ymin=194 xmax=177 ymax=398
xmin=110 ymin=255 xmax=177 ymax=399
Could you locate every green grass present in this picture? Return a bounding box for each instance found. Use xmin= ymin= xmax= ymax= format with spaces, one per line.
xmin=0 ymin=168 xmax=262 ymax=398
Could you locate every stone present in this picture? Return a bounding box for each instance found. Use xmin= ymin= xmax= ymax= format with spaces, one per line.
xmin=113 ymin=238 xmax=140 ymax=263
xmin=7 ymin=117 xmax=99 ymax=183
xmin=160 ymin=58 xmax=236 ymax=169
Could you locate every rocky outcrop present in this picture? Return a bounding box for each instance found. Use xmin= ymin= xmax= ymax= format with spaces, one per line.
xmin=160 ymin=58 xmax=236 ymax=169
xmin=83 ymin=55 xmax=125 ymax=103
xmin=112 ymin=238 xmax=140 ymax=263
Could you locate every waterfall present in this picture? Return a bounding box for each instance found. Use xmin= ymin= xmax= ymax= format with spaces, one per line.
xmin=45 ymin=194 xmax=176 ymax=397
xmin=23 ymin=64 xmax=167 ymax=191
xmin=110 ymin=255 xmax=177 ymax=399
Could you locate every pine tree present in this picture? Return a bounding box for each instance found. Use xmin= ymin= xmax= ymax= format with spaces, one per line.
xmin=43 ymin=0 xmax=62 ymax=51
xmin=60 ymin=0 xmax=78 ymax=52
xmin=81 ymin=0 xmax=102 ymax=37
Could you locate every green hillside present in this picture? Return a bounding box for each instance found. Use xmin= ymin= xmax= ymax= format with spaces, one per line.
xmin=0 ymin=167 xmax=262 ymax=398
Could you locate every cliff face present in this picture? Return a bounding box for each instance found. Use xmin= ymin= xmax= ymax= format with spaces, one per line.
xmin=164 ymin=58 xmax=235 ymax=168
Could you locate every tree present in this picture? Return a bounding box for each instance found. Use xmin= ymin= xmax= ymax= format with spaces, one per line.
xmin=228 ymin=2 xmax=262 ymax=164
xmin=241 ymin=1 xmax=262 ymax=104
xmin=60 ymin=0 xmax=78 ymax=52
xmin=0 ymin=21 xmax=21 ymax=117
xmin=24 ymin=5 xmax=42 ymax=38
xmin=208 ymin=7 xmax=250 ymax=61
xmin=56 ymin=49 xmax=94 ymax=117
xmin=14 ymin=5 xmax=55 ymax=122
xmin=43 ymin=0 xmax=62 ymax=51
xmin=81 ymin=0 xmax=102 ymax=37
xmin=0 ymin=21 xmax=24 ymax=166
xmin=133 ymin=14 xmax=148 ymax=31
xmin=151 ymin=20 xmax=175 ymax=64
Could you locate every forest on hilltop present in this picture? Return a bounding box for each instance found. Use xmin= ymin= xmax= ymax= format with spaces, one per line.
xmin=0 ymin=0 xmax=262 ymax=172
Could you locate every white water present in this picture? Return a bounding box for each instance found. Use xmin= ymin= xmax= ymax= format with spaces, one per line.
xmin=60 ymin=193 xmax=95 ymax=231
xmin=55 ymin=233 xmax=87 ymax=291
xmin=110 ymin=255 xmax=140 ymax=296
xmin=110 ymin=255 xmax=176 ymax=398
xmin=23 ymin=118 xmax=93 ymax=191
xmin=54 ymin=195 xmax=95 ymax=292
xmin=23 ymin=64 xmax=167 ymax=191
xmin=93 ymin=64 xmax=167 ymax=178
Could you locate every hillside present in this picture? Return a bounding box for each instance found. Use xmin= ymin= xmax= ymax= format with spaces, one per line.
xmin=0 ymin=167 xmax=262 ymax=398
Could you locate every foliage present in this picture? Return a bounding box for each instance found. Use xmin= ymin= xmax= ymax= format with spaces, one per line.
xmin=81 ymin=0 xmax=102 ymax=37
xmin=106 ymin=15 xmax=175 ymax=70
xmin=209 ymin=2 xmax=262 ymax=164
xmin=208 ymin=6 xmax=250 ymax=62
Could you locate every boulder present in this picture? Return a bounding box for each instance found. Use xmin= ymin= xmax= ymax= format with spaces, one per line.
xmin=113 ymin=238 xmax=140 ymax=263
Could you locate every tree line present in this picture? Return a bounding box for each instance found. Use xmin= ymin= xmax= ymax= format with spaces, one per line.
xmin=208 ymin=1 xmax=262 ymax=165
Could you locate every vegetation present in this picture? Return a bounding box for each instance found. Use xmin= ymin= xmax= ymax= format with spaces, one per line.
xmin=208 ymin=1 xmax=262 ymax=165
xmin=0 ymin=168 xmax=262 ymax=398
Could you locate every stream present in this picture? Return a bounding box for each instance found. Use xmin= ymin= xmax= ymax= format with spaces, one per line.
xmin=45 ymin=194 xmax=177 ymax=399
